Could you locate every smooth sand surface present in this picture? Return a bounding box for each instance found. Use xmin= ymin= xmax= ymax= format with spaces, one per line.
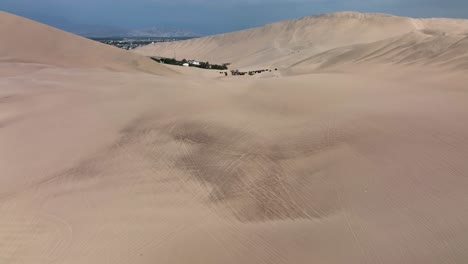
xmin=3 ymin=11 xmax=468 ymax=264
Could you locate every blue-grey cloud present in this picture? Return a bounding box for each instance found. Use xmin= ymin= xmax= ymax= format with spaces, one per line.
xmin=1 ymin=0 xmax=468 ymax=35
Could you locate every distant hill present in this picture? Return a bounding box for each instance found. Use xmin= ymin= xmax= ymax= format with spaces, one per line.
xmin=76 ymin=27 xmax=201 ymax=38
xmin=66 ymin=24 xmax=201 ymax=38
xmin=126 ymin=27 xmax=201 ymax=38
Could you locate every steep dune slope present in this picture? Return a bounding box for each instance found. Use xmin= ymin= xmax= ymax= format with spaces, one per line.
xmin=135 ymin=12 xmax=468 ymax=71
xmin=0 ymin=11 xmax=174 ymax=75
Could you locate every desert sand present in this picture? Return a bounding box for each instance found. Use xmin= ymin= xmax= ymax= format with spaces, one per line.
xmin=2 ymin=10 xmax=468 ymax=264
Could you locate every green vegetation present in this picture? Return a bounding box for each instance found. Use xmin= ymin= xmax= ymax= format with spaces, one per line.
xmin=152 ymin=57 xmax=182 ymax=65
xmin=150 ymin=57 xmax=228 ymax=70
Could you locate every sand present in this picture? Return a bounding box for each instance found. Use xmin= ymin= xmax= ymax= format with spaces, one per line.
xmin=135 ymin=11 xmax=468 ymax=71
xmin=2 ymin=10 xmax=468 ymax=264
xmin=0 ymin=11 xmax=176 ymax=76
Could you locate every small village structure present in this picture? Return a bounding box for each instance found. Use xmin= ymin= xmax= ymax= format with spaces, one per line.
xmin=188 ymin=60 xmax=201 ymax=66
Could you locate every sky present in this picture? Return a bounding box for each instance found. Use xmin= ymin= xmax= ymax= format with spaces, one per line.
xmin=1 ymin=0 xmax=468 ymax=35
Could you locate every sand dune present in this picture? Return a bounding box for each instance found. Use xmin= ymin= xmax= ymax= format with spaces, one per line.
xmin=0 ymin=11 xmax=175 ymax=75
xmin=135 ymin=12 xmax=468 ymax=71
xmin=289 ymin=30 xmax=468 ymax=72
xmin=135 ymin=12 xmax=419 ymax=67
xmin=2 ymin=11 xmax=468 ymax=264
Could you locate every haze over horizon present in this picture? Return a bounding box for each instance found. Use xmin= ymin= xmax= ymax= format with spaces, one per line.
xmin=2 ymin=0 xmax=468 ymax=36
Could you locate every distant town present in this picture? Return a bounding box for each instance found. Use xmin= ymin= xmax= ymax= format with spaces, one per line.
xmin=90 ymin=37 xmax=196 ymax=50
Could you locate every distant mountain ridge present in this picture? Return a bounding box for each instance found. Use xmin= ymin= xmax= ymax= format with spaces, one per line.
xmin=126 ymin=27 xmax=201 ymax=38
xmin=78 ymin=27 xmax=201 ymax=38
xmin=71 ymin=27 xmax=201 ymax=38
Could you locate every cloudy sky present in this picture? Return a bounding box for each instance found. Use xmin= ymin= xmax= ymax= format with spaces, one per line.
xmin=1 ymin=0 xmax=468 ymax=35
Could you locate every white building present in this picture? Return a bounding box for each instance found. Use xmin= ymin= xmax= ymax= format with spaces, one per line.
xmin=189 ymin=60 xmax=202 ymax=66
